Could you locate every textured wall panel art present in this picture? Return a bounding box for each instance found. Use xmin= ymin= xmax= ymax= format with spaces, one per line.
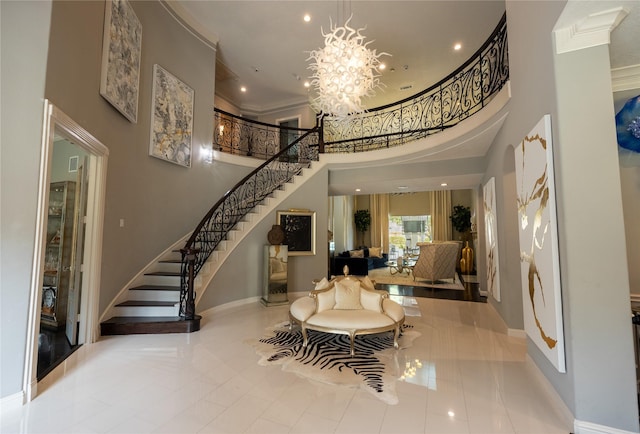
xmin=99 ymin=0 xmax=142 ymax=123
xmin=149 ymin=64 xmax=194 ymax=167
xmin=515 ymin=115 xmax=565 ymax=373
xmin=483 ymin=177 xmax=500 ymax=301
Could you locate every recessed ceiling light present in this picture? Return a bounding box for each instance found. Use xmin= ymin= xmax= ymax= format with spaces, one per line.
xmin=379 ymin=63 xmax=386 ymax=70
xmin=304 ymin=81 xmax=310 ymax=88
xmin=240 ymin=86 xmax=247 ymax=92
xmin=355 ymin=188 xmax=361 ymax=192
xmin=303 ymin=14 xmax=311 ymax=22
xmin=441 ymin=182 xmax=448 ymax=186
xmin=397 ymin=186 xmax=409 ymax=190
xmin=454 ymin=43 xmax=462 ymax=51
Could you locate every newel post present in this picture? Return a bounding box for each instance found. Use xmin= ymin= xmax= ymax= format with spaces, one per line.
xmin=180 ymin=247 xmax=199 ymax=320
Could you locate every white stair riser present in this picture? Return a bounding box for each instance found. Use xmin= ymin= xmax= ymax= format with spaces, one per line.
xmin=142 ymin=275 xmax=181 ymax=286
xmin=113 ymin=304 xmax=179 ymax=317
xmin=153 ymin=262 xmax=182 ymax=273
xmin=128 ymin=290 xmax=180 ymax=302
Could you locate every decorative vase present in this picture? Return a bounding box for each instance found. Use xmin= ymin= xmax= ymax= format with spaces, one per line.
xmin=462 ymin=241 xmax=474 ymax=274
xmin=460 ymin=258 xmax=466 ymax=273
xmin=267 ymin=224 xmax=285 ymax=245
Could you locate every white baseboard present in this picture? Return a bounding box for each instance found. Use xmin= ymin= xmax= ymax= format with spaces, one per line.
xmin=199 ymin=296 xmax=262 ymax=317
xmin=508 ymin=328 xmax=527 ymax=339
xmin=575 ymin=419 xmax=638 ymax=434
xmin=0 ymin=391 xmax=24 ymax=413
xmin=525 ymin=355 xmax=575 ymax=429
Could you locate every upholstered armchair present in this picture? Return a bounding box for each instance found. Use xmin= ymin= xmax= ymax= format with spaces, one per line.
xmin=412 ymin=241 xmax=460 ymax=283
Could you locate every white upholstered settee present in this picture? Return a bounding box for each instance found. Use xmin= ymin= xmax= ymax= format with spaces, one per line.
xmin=289 ymin=275 xmax=405 ymax=356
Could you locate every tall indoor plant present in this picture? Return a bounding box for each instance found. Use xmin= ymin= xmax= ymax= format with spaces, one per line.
xmin=450 ymin=205 xmax=471 ymax=239
xmin=354 ymin=209 xmax=371 ymax=247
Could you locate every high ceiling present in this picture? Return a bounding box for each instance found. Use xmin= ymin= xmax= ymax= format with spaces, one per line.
xmin=171 ymin=1 xmax=507 ymax=114
xmin=169 ymin=0 xmax=639 ymax=114
xmin=169 ymin=1 xmax=640 ymax=195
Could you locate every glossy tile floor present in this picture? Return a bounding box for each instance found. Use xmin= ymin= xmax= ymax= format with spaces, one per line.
xmin=2 ymin=296 xmax=572 ymax=434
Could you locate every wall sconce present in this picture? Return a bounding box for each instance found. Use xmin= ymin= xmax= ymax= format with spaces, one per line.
xmin=201 ymin=144 xmax=214 ymax=164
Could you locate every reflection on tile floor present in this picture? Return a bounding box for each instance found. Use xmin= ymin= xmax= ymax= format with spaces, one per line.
xmin=2 ymin=297 xmax=572 ymax=434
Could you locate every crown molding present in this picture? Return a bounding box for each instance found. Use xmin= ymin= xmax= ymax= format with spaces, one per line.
xmin=555 ymin=6 xmax=629 ymax=54
xmin=612 ymin=64 xmax=640 ymax=92
xmin=160 ymin=0 xmax=219 ymax=51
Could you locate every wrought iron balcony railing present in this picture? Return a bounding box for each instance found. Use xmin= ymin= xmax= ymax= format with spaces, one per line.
xmin=321 ymin=12 xmax=508 ymax=152
xmin=212 ymin=13 xmax=507 ymax=157
xmin=214 ymin=110 xmax=311 ymax=160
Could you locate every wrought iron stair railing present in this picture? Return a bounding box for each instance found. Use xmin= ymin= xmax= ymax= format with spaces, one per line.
xmin=179 ymin=128 xmax=320 ymax=318
xmin=179 ymin=13 xmax=509 ymax=320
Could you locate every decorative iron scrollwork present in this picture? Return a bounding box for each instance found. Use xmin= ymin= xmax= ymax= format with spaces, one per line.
xmin=179 ymin=130 xmax=319 ymax=317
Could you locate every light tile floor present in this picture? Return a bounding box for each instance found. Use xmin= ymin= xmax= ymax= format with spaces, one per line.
xmin=1 ymin=297 xmax=572 ymax=434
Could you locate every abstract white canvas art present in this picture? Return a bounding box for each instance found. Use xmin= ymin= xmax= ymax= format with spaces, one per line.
xmin=483 ymin=177 xmax=500 ymax=302
xmin=149 ymin=65 xmax=194 ymax=167
xmin=515 ymin=115 xmax=565 ymax=373
xmin=99 ymin=0 xmax=142 ymax=123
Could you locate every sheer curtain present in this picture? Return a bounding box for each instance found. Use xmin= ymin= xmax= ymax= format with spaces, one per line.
xmin=370 ymin=193 xmax=390 ymax=252
xmin=430 ymin=190 xmax=452 ymax=241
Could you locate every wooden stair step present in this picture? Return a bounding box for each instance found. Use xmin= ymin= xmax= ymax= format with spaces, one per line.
xmin=129 ymin=285 xmax=180 ymax=291
xmin=158 ymin=259 xmax=181 ymax=264
xmin=116 ymin=300 xmax=176 ymax=307
xmin=144 ymin=271 xmax=180 ymax=276
xmin=100 ymin=316 xmax=201 ymax=335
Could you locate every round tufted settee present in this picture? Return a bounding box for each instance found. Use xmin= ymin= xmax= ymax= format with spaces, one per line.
xmin=289 ymin=275 xmax=405 ymax=356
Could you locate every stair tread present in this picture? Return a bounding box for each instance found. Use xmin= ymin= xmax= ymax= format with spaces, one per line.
xmin=116 ymin=300 xmax=177 ymax=307
xmin=144 ymin=271 xmax=180 ymax=276
xmin=158 ymin=259 xmax=181 ymax=264
xmin=129 ymin=285 xmax=180 ymax=291
xmin=102 ymin=316 xmax=191 ymax=324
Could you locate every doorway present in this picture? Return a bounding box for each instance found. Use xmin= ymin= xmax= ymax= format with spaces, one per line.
xmin=37 ymin=137 xmax=89 ymax=380
xmin=25 ymin=101 xmax=109 ymax=400
xmin=277 ymin=116 xmax=302 ymax=161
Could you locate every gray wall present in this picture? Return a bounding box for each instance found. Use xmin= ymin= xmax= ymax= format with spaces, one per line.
xmin=43 ymin=1 xmax=252 ymax=314
xmin=552 ymin=43 xmax=637 ymax=430
xmin=481 ymin=1 xmax=638 ymax=430
xmin=0 ymin=0 xmax=53 ymax=400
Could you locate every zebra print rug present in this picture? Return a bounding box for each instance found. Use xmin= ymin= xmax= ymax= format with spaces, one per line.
xmin=247 ymin=322 xmax=420 ymax=404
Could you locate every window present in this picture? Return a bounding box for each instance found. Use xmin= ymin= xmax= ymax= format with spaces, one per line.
xmin=388 ymin=215 xmax=432 ymax=259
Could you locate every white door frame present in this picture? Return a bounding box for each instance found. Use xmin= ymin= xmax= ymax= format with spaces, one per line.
xmin=23 ymin=100 xmax=109 ymax=401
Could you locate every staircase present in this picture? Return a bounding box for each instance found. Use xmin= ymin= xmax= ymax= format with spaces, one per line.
xmin=100 ymin=249 xmax=197 ymax=335
xmin=100 ymin=157 xmax=322 ymax=336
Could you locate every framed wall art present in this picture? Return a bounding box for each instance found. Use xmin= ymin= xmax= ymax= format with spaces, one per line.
xmin=149 ymin=64 xmax=194 ymax=167
xmin=515 ymin=114 xmax=565 ymax=373
xmin=483 ymin=177 xmax=501 ymax=302
xmin=276 ymin=210 xmax=316 ymax=256
xmin=99 ymin=0 xmax=142 ymax=123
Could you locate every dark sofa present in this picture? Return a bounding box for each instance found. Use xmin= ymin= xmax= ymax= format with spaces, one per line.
xmin=330 ymin=247 xmax=388 ymax=276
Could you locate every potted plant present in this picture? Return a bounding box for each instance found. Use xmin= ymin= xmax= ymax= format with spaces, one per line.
xmin=450 ymin=205 xmax=471 ymax=238
xmin=354 ymin=209 xmax=371 ymax=246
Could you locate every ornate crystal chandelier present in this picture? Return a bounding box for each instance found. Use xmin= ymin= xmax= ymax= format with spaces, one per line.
xmin=308 ymin=16 xmax=388 ymax=121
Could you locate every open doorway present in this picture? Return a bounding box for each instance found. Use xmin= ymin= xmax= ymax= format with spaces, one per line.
xmin=24 ymin=101 xmax=109 ymax=400
xmin=276 ymin=116 xmax=302 ymax=161
xmin=37 ymin=136 xmax=89 ymax=380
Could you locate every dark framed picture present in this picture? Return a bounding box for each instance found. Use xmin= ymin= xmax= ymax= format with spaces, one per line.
xmin=277 ymin=210 xmax=316 ymax=256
